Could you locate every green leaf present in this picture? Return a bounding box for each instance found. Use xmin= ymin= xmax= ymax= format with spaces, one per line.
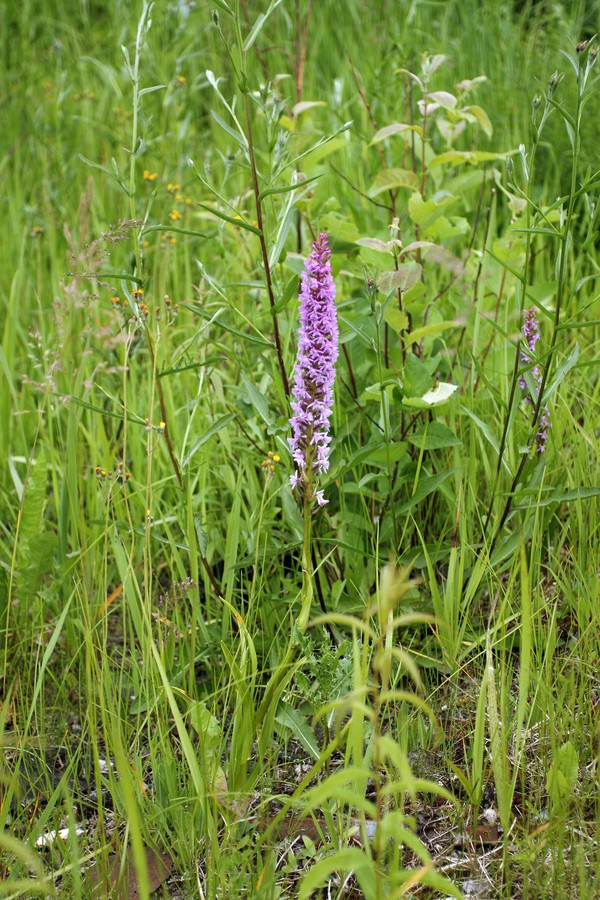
xmin=181 ymin=413 xmax=236 ymax=469
xmin=459 ymin=404 xmax=513 ymax=476
xmin=395 ymin=469 xmax=457 ymax=514
xmin=196 ymin=203 xmax=262 ymax=235
xmin=461 ymin=104 xmax=493 ymax=137
xmin=241 ymin=373 xmax=274 ymax=427
xmin=512 ymin=486 xmax=600 ymax=510
xmin=402 ymin=354 xmax=433 ymax=398
xmin=243 ymin=0 xmax=284 ymax=52
xmin=212 ymin=0 xmax=234 ymax=14
xmin=299 ymin=849 xmax=376 ymax=900
xmin=274 ymin=701 xmax=320 ymax=760
xmin=542 ymin=342 xmax=579 ymax=404
xmin=428 ymin=90 xmax=457 ymax=109
xmin=407 ymin=422 xmax=461 ymax=449
xmin=407 ymin=191 xmax=457 ymax=226
xmin=367 ymin=167 xmax=420 ymax=197
xmin=409 ymin=319 xmax=458 ymax=342
xmin=428 ymin=149 xmax=507 ymax=168
xmin=210 ymin=109 xmax=248 ymax=148
xmin=138 ymin=84 xmax=167 ymax=97
xmin=383 ymin=306 xmax=409 ymax=332
xmin=189 ymin=701 xmax=222 ymax=751
xmin=370 ymin=122 xmax=423 ymax=143
xmin=547 ymin=741 xmax=579 ymax=813
xmin=258 ymin=173 xmax=321 ymax=202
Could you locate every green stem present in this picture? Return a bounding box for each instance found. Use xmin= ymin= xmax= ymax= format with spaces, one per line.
xmin=297 ymin=493 xmax=313 ymax=633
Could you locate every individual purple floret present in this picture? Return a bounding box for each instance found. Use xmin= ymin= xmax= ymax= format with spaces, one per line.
xmin=519 ymin=306 xmax=550 ymax=454
xmin=288 ymin=232 xmax=338 ymax=504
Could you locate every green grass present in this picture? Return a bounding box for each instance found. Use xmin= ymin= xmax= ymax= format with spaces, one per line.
xmin=1 ymin=0 xmax=599 ymax=897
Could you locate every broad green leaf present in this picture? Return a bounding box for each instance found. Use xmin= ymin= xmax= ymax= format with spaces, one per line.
xmin=407 ymin=422 xmax=461 ymax=449
xmin=429 ymin=149 xmax=507 ymax=168
xmin=189 ymin=701 xmax=222 ymax=751
xmin=407 ymin=191 xmax=457 ymax=226
xmin=292 ymin=100 xmax=326 ymax=116
xmin=274 ymin=701 xmax=320 ymax=760
xmin=366 ymin=442 xmax=408 ymax=465
xmin=383 ymin=306 xmax=409 ymax=332
xmin=395 ymin=469 xmax=457 ymax=514
xmin=409 ymin=320 xmax=458 ymax=342
xmin=462 ymin=104 xmax=493 ymax=137
xmin=428 ymin=90 xmax=457 ymax=108
xmin=370 ymin=122 xmax=423 ymax=143
xmin=367 ymin=167 xmax=420 ymax=198
xmin=402 ymin=354 xmax=433 ymax=398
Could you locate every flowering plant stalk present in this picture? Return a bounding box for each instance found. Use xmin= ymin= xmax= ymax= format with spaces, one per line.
xmin=288 ymin=232 xmax=338 ymax=631
xmin=519 ymin=306 xmax=550 ymax=454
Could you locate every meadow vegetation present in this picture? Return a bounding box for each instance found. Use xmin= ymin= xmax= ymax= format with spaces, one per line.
xmin=1 ymin=0 xmax=599 ymax=897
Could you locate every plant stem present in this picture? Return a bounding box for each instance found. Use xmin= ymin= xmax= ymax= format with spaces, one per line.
xmin=243 ymin=91 xmax=290 ymax=397
xmin=297 ymin=494 xmax=314 ymax=633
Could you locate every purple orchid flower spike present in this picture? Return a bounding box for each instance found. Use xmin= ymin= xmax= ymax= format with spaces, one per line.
xmin=288 ymin=232 xmax=339 ymax=504
xmin=520 ymin=306 xmax=550 ymax=454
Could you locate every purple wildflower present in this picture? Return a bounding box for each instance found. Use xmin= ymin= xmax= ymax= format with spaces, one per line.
xmin=288 ymin=232 xmax=338 ymax=504
xmin=520 ymin=306 xmax=550 ymax=454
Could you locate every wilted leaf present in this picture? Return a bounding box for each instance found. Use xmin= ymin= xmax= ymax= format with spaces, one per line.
xmin=403 ymin=382 xmax=459 ymax=408
xmin=377 ymin=263 xmax=422 ymax=295
xmin=355 ymin=237 xmax=392 ymax=254
xmin=87 ymin=847 xmax=172 ymax=899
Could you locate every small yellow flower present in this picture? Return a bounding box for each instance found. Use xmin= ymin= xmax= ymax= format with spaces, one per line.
xmin=143 ymin=169 xmax=158 ymax=182
xmin=177 ymin=75 xmax=186 ymax=85
xmin=157 ymin=421 xmax=166 ymax=434
xmin=175 ymin=193 xmax=183 ymax=202
xmin=169 ymin=208 xmax=181 ymax=221
xmin=167 ymin=183 xmax=181 ymax=194
xmin=185 ymin=197 xmax=193 ymax=206
xmin=132 ymin=288 xmax=144 ymax=298
xmin=30 ymin=225 xmax=45 ymax=238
